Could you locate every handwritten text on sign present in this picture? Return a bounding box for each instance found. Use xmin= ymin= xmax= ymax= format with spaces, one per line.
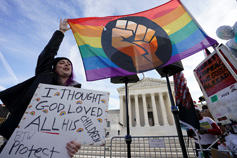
xmin=19 ymin=83 xmax=109 ymax=145
xmin=1 ymin=129 xmax=70 ymax=158
xmin=195 ymin=53 xmax=236 ymax=96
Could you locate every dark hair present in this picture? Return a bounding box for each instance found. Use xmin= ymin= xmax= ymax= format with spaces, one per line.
xmin=202 ymin=105 xmax=208 ymax=110
xmin=65 ymin=67 xmax=75 ymax=86
xmin=52 ymin=57 xmax=72 ymax=71
xmin=53 ymin=57 xmax=75 ymax=86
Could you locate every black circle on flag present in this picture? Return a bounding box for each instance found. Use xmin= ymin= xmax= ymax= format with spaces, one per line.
xmin=101 ymin=16 xmax=172 ymax=73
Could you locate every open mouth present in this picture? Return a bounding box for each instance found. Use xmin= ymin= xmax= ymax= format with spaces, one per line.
xmin=63 ymin=68 xmax=69 ymax=71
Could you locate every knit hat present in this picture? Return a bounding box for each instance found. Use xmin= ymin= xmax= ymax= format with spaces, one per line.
xmin=52 ymin=57 xmax=72 ymax=71
xmin=202 ymin=105 xmax=208 ymax=110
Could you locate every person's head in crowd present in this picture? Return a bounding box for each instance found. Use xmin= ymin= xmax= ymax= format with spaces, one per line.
xmin=52 ymin=57 xmax=75 ymax=86
xmin=201 ymin=105 xmax=210 ymax=117
xmin=195 ymin=105 xmax=202 ymax=120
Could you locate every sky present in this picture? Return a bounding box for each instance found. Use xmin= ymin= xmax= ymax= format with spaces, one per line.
xmin=0 ymin=0 xmax=236 ymax=110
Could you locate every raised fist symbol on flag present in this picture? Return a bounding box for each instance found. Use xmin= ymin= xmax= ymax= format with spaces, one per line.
xmin=111 ymin=20 xmax=163 ymax=72
xmin=102 ymin=16 xmax=172 ymax=73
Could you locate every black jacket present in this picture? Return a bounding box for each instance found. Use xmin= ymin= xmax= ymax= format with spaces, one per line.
xmin=0 ymin=30 xmax=81 ymax=139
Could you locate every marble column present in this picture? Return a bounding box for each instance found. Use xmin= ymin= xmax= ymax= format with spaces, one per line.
xmin=164 ymin=92 xmax=174 ymax=125
xmin=119 ymin=95 xmax=125 ymax=126
xmin=158 ymin=92 xmax=169 ymax=125
xmin=151 ymin=93 xmax=159 ymax=126
xmin=142 ymin=94 xmax=149 ymax=126
xmin=134 ymin=94 xmax=141 ymax=127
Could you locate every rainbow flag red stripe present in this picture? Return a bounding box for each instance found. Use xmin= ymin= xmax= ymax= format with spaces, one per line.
xmin=68 ymin=0 xmax=217 ymax=81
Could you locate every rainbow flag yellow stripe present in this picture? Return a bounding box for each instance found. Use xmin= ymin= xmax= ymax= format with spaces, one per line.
xmin=68 ymin=0 xmax=217 ymax=81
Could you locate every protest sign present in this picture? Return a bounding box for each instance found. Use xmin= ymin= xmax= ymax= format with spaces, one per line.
xmin=194 ymin=44 xmax=237 ymax=125
xmin=1 ymin=129 xmax=71 ymax=158
xmin=19 ymin=83 xmax=109 ymax=144
xmin=0 ymin=83 xmax=109 ymax=158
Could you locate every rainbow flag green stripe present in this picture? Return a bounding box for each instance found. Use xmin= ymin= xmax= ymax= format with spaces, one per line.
xmin=169 ymin=20 xmax=199 ymax=45
xmin=68 ymin=0 xmax=217 ymax=81
xmin=79 ymin=45 xmax=106 ymax=58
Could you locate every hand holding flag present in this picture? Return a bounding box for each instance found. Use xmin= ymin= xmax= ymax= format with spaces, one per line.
xmin=60 ymin=18 xmax=70 ymax=33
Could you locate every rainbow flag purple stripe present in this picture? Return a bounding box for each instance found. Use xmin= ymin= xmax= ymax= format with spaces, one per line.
xmin=68 ymin=0 xmax=217 ymax=81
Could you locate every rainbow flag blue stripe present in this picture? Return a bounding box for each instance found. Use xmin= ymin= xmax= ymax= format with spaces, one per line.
xmin=68 ymin=0 xmax=217 ymax=81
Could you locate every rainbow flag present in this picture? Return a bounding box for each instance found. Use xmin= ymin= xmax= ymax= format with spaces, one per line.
xmin=68 ymin=0 xmax=217 ymax=81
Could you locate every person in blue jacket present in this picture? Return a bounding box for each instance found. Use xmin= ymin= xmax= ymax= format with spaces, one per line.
xmin=0 ymin=18 xmax=81 ymax=157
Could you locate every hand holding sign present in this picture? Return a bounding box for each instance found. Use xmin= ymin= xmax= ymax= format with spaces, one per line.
xmin=66 ymin=141 xmax=81 ymax=157
xmin=0 ymin=84 xmax=109 ymax=158
xmin=111 ymin=19 xmax=162 ymax=71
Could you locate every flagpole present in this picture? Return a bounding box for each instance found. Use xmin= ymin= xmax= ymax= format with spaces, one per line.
xmin=124 ymin=81 xmax=132 ymax=158
xmin=111 ymin=75 xmax=139 ymax=158
xmin=180 ymin=0 xmax=218 ymax=51
xmin=180 ymin=1 xmax=207 ymax=35
xmin=156 ymin=61 xmax=188 ymax=158
xmin=165 ymin=72 xmax=188 ymax=158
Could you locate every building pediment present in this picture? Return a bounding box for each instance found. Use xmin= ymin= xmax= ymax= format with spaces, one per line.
xmin=117 ymin=77 xmax=173 ymax=91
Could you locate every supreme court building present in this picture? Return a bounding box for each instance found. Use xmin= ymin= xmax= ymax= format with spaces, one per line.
xmin=106 ymin=77 xmax=178 ymax=137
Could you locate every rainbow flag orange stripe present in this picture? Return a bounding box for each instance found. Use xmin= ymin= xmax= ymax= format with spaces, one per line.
xmin=68 ymin=0 xmax=217 ymax=81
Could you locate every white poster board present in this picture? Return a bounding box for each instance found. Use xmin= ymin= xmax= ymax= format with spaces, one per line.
xmin=194 ymin=45 xmax=237 ymax=125
xmin=1 ymin=129 xmax=71 ymax=158
xmin=0 ymin=83 xmax=109 ymax=158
